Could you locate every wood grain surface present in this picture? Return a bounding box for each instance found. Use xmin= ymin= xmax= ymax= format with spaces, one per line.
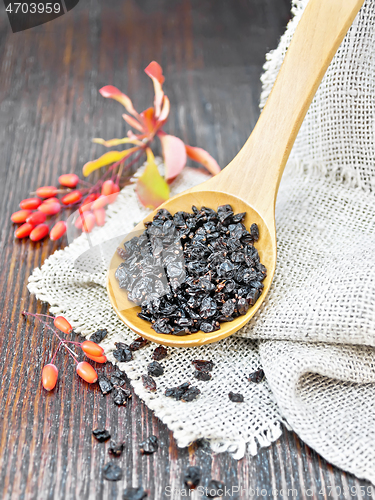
xmin=0 ymin=1 xmax=374 ymax=499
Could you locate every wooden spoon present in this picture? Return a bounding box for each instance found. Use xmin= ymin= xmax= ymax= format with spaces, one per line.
xmin=107 ymin=0 xmax=364 ymax=347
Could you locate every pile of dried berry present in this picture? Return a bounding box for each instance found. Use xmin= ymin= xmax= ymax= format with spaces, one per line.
xmin=115 ymin=205 xmax=266 ymax=335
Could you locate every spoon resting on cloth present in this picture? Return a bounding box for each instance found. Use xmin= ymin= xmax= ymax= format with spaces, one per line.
xmin=107 ymin=0 xmax=364 ymax=347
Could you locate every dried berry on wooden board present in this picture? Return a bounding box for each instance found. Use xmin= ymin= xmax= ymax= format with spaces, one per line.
xmin=184 ymin=466 xmax=202 ymax=489
xmin=98 ymin=375 xmax=113 ymax=395
xmin=206 ymin=479 xmax=225 ymax=497
xmin=147 ymin=361 xmax=164 ymax=377
xmin=123 ymin=486 xmax=148 ymax=500
xmin=142 ymin=374 xmax=157 ymax=392
xmin=228 ymin=392 xmax=244 ymax=403
xmin=90 ymin=328 xmax=108 ymax=344
xmin=139 ymin=435 xmax=158 ymax=455
xmin=113 ymin=387 xmax=131 ymax=406
xmin=102 ymin=462 xmax=123 ymax=481
xmin=194 ymin=371 xmax=211 ymax=381
xmin=115 ymin=205 xmax=267 ymax=336
xmin=129 ymin=337 xmax=149 ymax=351
xmin=248 ymin=368 xmax=265 ymax=383
xmin=108 ymin=440 xmax=125 ymax=457
xmin=152 ymin=345 xmax=168 ymax=361
xmin=192 ymin=360 xmax=214 ymax=372
xmin=92 ymin=428 xmax=111 ymax=442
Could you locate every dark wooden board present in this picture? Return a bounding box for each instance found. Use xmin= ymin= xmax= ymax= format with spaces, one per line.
xmin=0 ymin=1 xmax=374 ymax=498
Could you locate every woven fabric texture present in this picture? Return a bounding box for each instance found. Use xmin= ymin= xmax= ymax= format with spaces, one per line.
xmin=28 ymin=0 xmax=375 ymax=485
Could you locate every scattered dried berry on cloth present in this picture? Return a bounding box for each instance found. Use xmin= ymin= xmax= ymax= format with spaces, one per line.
xmin=248 ymin=368 xmax=265 ymax=383
xmin=228 ymin=392 xmax=244 ymax=403
xmin=192 ymin=360 xmax=214 ymax=372
xmin=129 ymin=337 xmax=149 ymax=351
xmin=147 ymin=361 xmax=164 ymax=377
xmin=165 ymin=382 xmax=200 ymax=402
xmin=98 ymin=375 xmax=113 ymax=395
xmin=139 ymin=435 xmax=158 ymax=455
xmin=102 ymin=462 xmax=122 ymax=481
xmin=152 ymin=345 xmax=168 ymax=361
xmin=123 ymin=486 xmax=148 ymax=500
xmin=142 ymin=374 xmax=157 ymax=392
xmin=206 ymin=479 xmax=225 ymax=497
xmin=115 ymin=205 xmax=266 ymax=336
xmin=113 ymin=387 xmax=131 ymax=406
xmin=184 ymin=466 xmax=201 ymax=489
xmin=92 ymin=429 xmax=111 ymax=442
xmin=90 ymin=329 xmax=108 ymax=344
xmin=108 ymin=440 xmax=125 ymax=457
xmin=113 ymin=342 xmax=133 ymax=362
xmin=194 ymin=371 xmax=211 ymax=381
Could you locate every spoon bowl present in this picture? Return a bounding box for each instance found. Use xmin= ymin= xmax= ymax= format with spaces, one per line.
xmin=107 ymin=191 xmax=276 ymax=347
xmin=107 ymin=0 xmax=364 ymax=346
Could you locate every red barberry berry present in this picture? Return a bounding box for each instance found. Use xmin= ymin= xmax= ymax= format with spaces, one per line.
xmin=81 ymin=340 xmax=104 ymax=357
xmin=91 ymin=195 xmax=108 ymax=210
xmin=84 ymin=353 xmax=107 ymax=364
xmin=58 ymin=173 xmax=79 ymax=188
xmin=42 ymin=363 xmax=59 ymax=390
xmin=50 ymin=221 xmax=67 ymax=241
xmin=101 ymin=179 xmax=115 ymax=196
xmin=11 ymin=209 xmax=32 ymax=224
xmin=61 ymin=190 xmax=82 ymax=205
xmin=20 ymin=198 xmax=41 ymax=210
xmin=30 ymin=224 xmax=49 ymax=242
xmin=76 ymin=361 xmax=98 ymax=383
xmin=81 ymin=212 xmax=96 ymax=233
xmin=15 ymin=223 xmax=34 ymax=239
xmin=38 ymin=201 xmax=61 ymax=215
xmin=79 ymin=194 xmax=97 ymax=213
xmin=26 ymin=212 xmax=46 ymax=225
xmin=94 ymin=208 xmax=106 ymax=226
xmin=36 ymin=186 xmax=58 ymax=198
xmin=44 ymin=197 xmax=60 ymax=204
xmin=54 ymin=316 xmax=72 ymax=334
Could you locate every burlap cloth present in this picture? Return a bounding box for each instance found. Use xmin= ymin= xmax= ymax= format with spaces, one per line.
xmin=28 ymin=0 xmax=375 ymax=485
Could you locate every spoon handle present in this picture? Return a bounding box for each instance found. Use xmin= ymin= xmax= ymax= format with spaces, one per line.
xmin=206 ymin=0 xmax=364 ymax=225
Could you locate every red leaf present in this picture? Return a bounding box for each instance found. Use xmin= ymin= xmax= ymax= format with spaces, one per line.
xmin=158 ymin=133 xmax=187 ymax=182
xmin=185 ymin=145 xmax=221 ymax=175
xmin=99 ymin=85 xmax=143 ymax=122
xmin=140 ymin=107 xmax=157 ymax=134
xmin=122 ymin=114 xmax=145 ymax=133
xmin=135 ymin=148 xmax=170 ymax=209
xmin=144 ymin=61 xmax=164 ymax=118
xmin=144 ymin=61 xmax=165 ymax=84
xmin=158 ymin=96 xmax=170 ymax=123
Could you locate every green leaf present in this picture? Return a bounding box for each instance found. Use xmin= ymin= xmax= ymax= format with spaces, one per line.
xmin=135 ymin=148 xmax=170 ymax=208
xmin=82 ymin=147 xmax=140 ymax=177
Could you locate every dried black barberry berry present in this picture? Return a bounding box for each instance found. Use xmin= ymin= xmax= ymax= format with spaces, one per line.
xmin=152 ymin=345 xmax=168 ymax=361
xmin=184 ymin=466 xmax=201 ymax=489
xmin=113 ymin=388 xmax=131 ymax=405
xmin=165 ymin=382 xmax=191 ymax=400
xmin=139 ymin=435 xmax=158 ymax=455
xmin=206 ymin=479 xmax=225 ymax=497
xmin=92 ymin=428 xmax=111 ymax=442
xmin=110 ymin=374 xmax=126 ymax=387
xmin=228 ymin=392 xmax=244 ymax=403
xmin=98 ymin=375 xmax=113 ymax=395
xmin=113 ymin=342 xmax=133 ymax=362
xmin=115 ymin=205 xmax=267 ymax=336
xmin=142 ymin=374 xmax=157 ymax=392
xmin=102 ymin=462 xmax=122 ymax=481
xmin=129 ymin=337 xmax=149 ymax=351
xmin=147 ymin=361 xmax=164 ymax=377
xmin=108 ymin=440 xmax=125 ymax=456
xmin=123 ymin=486 xmax=148 ymax=500
xmin=192 ymin=360 xmax=214 ymax=372
xmin=248 ymin=368 xmax=265 ymax=383
xmin=90 ymin=328 xmax=108 ymax=344
xmin=181 ymin=386 xmax=200 ymax=402
xmin=194 ymin=371 xmax=211 ymax=381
